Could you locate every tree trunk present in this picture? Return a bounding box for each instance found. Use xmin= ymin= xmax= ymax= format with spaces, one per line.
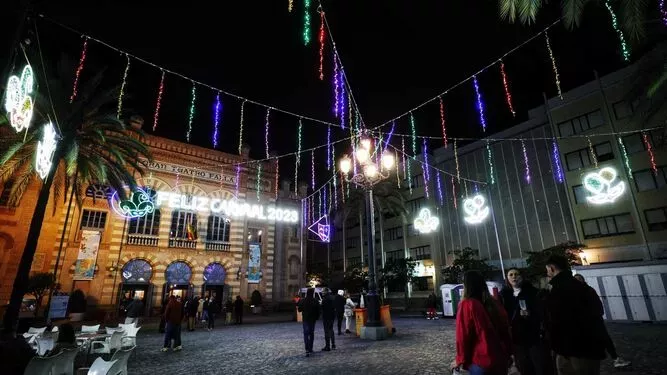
xmin=3 ymin=168 xmax=56 ymax=333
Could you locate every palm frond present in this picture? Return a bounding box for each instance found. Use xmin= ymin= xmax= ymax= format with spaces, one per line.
xmin=620 ymin=0 xmax=648 ymax=44
xmin=499 ymin=0 xmax=521 ymax=22
xmin=562 ymin=0 xmax=594 ymax=29
xmin=7 ymin=163 xmax=35 ymax=207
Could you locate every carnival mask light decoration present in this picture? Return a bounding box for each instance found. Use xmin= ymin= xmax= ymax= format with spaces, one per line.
xmin=35 ymin=122 xmax=58 ymax=180
xmin=414 ymin=208 xmax=439 ymax=234
xmin=583 ymin=167 xmax=625 ymax=204
xmin=463 ymin=194 xmax=490 ymax=224
xmin=5 ymin=64 xmax=35 ymax=132
xmin=110 ymin=188 xmax=156 ymax=218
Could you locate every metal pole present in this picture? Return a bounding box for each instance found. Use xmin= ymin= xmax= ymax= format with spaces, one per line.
xmin=486 ymin=189 xmax=506 ymax=279
xmin=53 ymin=188 xmax=75 ymax=283
xmin=110 ymin=218 xmax=128 ymax=307
xmin=365 ymin=189 xmax=381 ymax=326
xmin=594 ymin=71 xmax=652 ymax=260
xmin=299 ymin=199 xmax=305 ymax=286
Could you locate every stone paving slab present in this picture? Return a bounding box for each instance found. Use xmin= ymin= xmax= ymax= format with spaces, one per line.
xmin=127 ymin=318 xmax=666 ymax=375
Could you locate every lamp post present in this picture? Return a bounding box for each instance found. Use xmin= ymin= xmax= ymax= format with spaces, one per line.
xmin=338 ymin=136 xmax=394 ymax=338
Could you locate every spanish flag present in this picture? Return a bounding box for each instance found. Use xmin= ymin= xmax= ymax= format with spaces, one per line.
xmin=186 ymin=223 xmax=197 ymax=241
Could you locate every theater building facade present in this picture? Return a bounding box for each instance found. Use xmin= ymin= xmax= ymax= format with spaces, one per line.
xmin=0 ymin=132 xmax=306 ymax=316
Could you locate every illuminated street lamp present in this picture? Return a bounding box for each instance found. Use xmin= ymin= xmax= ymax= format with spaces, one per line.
xmin=338 ymin=136 xmax=394 ymax=340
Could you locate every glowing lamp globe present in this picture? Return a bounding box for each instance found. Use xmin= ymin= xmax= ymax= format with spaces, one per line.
xmin=363 ymin=164 xmax=378 ymax=178
xmin=381 ymin=152 xmax=394 ymax=170
xmin=360 ymin=138 xmax=372 ymax=150
xmin=339 ymin=155 xmax=352 ymax=174
xmin=356 ymin=147 xmax=370 ymax=164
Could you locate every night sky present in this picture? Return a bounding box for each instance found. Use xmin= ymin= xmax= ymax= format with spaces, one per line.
xmin=3 ymin=0 xmax=650 ymax=187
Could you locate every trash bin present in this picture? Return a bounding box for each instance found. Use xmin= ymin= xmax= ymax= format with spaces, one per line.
xmin=440 ymin=284 xmax=464 ymax=317
xmin=354 ymin=308 xmax=367 ymax=337
xmin=380 ymin=305 xmax=393 ymax=335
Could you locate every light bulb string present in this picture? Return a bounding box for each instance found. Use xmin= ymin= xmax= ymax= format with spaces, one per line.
xmin=37 ymin=13 xmax=345 ymax=131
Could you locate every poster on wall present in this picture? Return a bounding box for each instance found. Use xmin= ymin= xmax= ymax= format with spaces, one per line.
xmin=73 ymin=230 xmax=102 ymax=280
xmin=247 ymin=243 xmax=261 ymax=284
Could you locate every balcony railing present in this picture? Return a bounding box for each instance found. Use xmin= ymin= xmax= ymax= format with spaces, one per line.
xmin=127 ymin=235 xmax=159 ymax=247
xmin=204 ymin=241 xmax=231 ymax=251
xmin=169 ymin=238 xmax=197 ymax=249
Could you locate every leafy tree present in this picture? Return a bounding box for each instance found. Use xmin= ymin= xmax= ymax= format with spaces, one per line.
xmin=379 ymin=257 xmax=417 ymax=306
xmin=441 ymin=247 xmax=495 ymax=284
xmin=525 ymin=241 xmax=585 ymax=281
xmin=26 ymin=273 xmax=55 ymax=317
xmin=0 ymin=56 xmax=152 ymax=333
xmin=342 ymin=266 xmax=368 ymax=294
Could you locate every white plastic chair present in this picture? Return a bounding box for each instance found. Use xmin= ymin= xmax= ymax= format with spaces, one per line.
xmin=90 ymin=331 xmax=123 ymax=355
xmin=110 ymin=346 xmax=135 ymax=375
xmin=120 ymin=326 xmax=140 ymax=347
xmin=36 ymin=336 xmax=54 ymax=356
xmin=86 ymin=358 xmax=118 ymax=375
xmin=117 ymin=323 xmax=135 ymax=332
xmin=105 ymin=327 xmax=123 ymax=335
xmin=51 ymin=348 xmax=78 ymax=375
xmin=23 ymin=350 xmax=61 ymax=375
xmin=51 ymin=326 xmax=59 ymax=342
xmin=81 ymin=324 xmax=100 ymax=333
xmin=28 ymin=326 xmax=47 ymax=335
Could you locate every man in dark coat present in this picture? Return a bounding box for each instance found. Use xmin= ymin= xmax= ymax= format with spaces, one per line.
xmin=298 ymin=288 xmax=320 ymax=357
xmin=234 ymin=295 xmax=244 ymax=324
xmin=545 ymin=255 xmax=606 ymax=374
xmin=162 ymin=295 xmax=184 ymax=351
xmin=124 ymin=295 xmax=144 ymax=325
xmin=320 ymin=288 xmax=337 ymax=351
xmin=334 ymin=290 xmax=346 ymax=335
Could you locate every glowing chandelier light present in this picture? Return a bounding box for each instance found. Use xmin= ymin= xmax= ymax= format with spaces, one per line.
xmin=463 ymin=194 xmax=490 ymax=225
xmin=583 ymin=167 xmax=626 ymax=204
xmin=5 ymin=64 xmax=35 ymax=133
xmin=110 ymin=187 xmax=156 ymax=219
xmin=35 ymin=122 xmax=58 ymax=180
xmin=414 ymin=208 xmax=439 ymax=234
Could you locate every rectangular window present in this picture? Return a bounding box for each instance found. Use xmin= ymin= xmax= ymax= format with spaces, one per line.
xmin=581 ymin=213 xmax=635 ymax=239
xmin=170 ymin=210 xmax=198 ymax=240
xmin=633 ymin=167 xmax=667 ymax=192
xmin=408 ymin=174 xmax=423 ymax=188
xmin=613 ymin=100 xmax=634 ymax=120
xmin=128 ymin=210 xmax=161 ymax=237
xmin=410 ymin=245 xmax=431 ymax=260
xmin=557 ymin=110 xmax=604 ymax=137
xmin=386 ymin=250 xmax=404 ymax=262
xmin=384 ymin=227 xmax=403 ymax=241
xmin=80 ymin=210 xmax=107 ymax=230
xmin=207 ymin=215 xmax=231 ymax=242
xmin=645 ymin=207 xmax=667 ymax=232
xmin=407 ymin=197 xmax=425 ymax=213
xmin=573 ymin=185 xmax=587 ymax=204
xmin=564 ymin=142 xmax=614 ymax=171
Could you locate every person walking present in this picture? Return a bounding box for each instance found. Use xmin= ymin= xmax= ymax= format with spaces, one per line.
xmin=186 ymin=296 xmax=199 ymax=331
xmin=298 ymin=288 xmax=320 ymax=357
xmin=573 ymin=274 xmax=631 ymax=369
xmin=343 ymin=292 xmax=356 ymax=334
xmin=545 ymin=255 xmax=606 ymax=375
xmin=197 ymin=296 xmax=205 ymax=322
xmin=426 ymin=292 xmax=438 ymax=320
xmin=225 ymin=298 xmax=234 ymax=325
xmin=124 ymin=294 xmax=143 ymax=325
xmin=162 ymin=295 xmax=184 ymax=352
xmin=320 ymin=288 xmax=336 ymax=351
xmin=334 ymin=290 xmax=346 ymax=335
xmin=208 ymin=295 xmax=220 ymax=331
xmin=454 ymin=270 xmax=512 ymax=375
xmin=234 ymin=295 xmax=244 ymax=324
xmin=500 ymin=268 xmax=544 ymax=375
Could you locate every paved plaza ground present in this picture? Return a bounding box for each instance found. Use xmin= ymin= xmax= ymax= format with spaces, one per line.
xmin=128 ymin=318 xmax=666 ymax=375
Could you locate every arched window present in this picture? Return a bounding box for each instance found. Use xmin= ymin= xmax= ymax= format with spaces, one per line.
xmin=206 ymin=215 xmax=230 ymax=243
xmin=121 ymin=259 xmax=153 ymax=283
xmin=165 ymin=261 xmax=192 ymax=284
xmin=203 ymin=263 xmax=226 ymax=285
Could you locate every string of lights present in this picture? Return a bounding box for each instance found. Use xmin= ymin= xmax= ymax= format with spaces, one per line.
xmin=69 ymin=36 xmax=88 ymax=103
xmin=117 ymin=53 xmax=130 ymax=119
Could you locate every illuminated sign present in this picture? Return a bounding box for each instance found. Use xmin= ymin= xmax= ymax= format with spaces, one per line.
xmin=583 ymin=167 xmax=625 ymax=204
xmin=308 ymin=215 xmax=330 ymax=242
xmin=110 ymin=188 xmax=156 ymax=219
xmin=5 ymin=64 xmax=35 ymax=132
xmin=35 ymin=122 xmax=57 ymax=180
xmin=414 ymin=208 xmax=439 ymax=234
xmin=463 ymin=194 xmax=489 ymax=224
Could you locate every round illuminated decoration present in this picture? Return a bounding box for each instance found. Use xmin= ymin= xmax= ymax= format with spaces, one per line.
xmin=110 ymin=187 xmax=156 ymax=219
xmin=583 ymin=167 xmax=625 ymax=204
xmin=463 ymin=194 xmax=490 ymax=225
xmin=414 ymin=208 xmax=439 ymax=234
xmin=5 ymin=64 xmax=35 ymax=132
xmin=35 ymin=122 xmax=58 ymax=180
xmin=203 ymin=263 xmax=226 ymax=285
xmin=165 ymin=261 xmax=192 ymax=285
xmin=121 ymin=259 xmax=153 ymax=283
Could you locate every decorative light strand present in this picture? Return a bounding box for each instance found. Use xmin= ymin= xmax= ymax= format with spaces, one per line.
xmin=439 ymin=96 xmax=448 ymax=148
xmin=303 ymin=0 xmax=311 ymax=45
xmin=661 ymin=0 xmax=667 ymax=26
xmin=409 ymin=112 xmax=417 ymax=159
xmin=117 ymin=54 xmax=130 ymax=119
xmin=604 ymin=0 xmax=631 ymax=61
xmin=328 ymin=181 xmax=332 ymax=213
xmin=521 ymin=139 xmax=531 ymax=184
xmin=401 ymin=137 xmax=407 ymax=180
xmin=454 ymin=140 xmax=460 ymax=183
xmin=587 ymin=136 xmax=598 ymax=168
xmin=152 ymin=71 xmax=165 ymax=132
xmin=295 ymin=118 xmax=303 ymax=194
xmin=311 ymin=150 xmax=316 ymax=192
xmin=234 ymin=164 xmax=241 ymax=198
xmin=265 ymin=108 xmax=271 ymax=158
xmin=486 ymin=141 xmax=495 ymax=185
xmin=552 ymin=139 xmax=564 ymax=183
xmin=256 ymin=163 xmax=262 ymax=201
xmin=395 ymin=150 xmax=401 ymax=188
xmin=70 ymin=37 xmax=88 ymax=103
xmin=327 ymin=125 xmax=331 ymax=170
xmin=213 ymin=92 xmax=221 ymax=148
xmin=348 ymin=90 xmax=353 ymax=133
xmin=406 ymin=154 xmax=413 ymax=196
xmin=186 ymin=83 xmax=196 ymax=142
xmin=423 ymin=138 xmax=431 ymax=182
xmin=238 ymin=100 xmax=246 ymax=155
xmin=383 ymin=121 xmax=395 ymax=154
xmin=499 ymin=60 xmax=516 ymax=117
xmin=618 ymin=137 xmax=633 ymax=179
xmin=333 ymin=170 xmax=338 ymax=209
xmin=545 ymin=32 xmax=563 ymax=99
xmin=333 ymin=56 xmax=339 ymax=117
xmin=318 ymin=10 xmax=325 ymax=80
xmin=452 ymin=177 xmax=457 ymax=210
xmin=422 ymin=140 xmax=429 ymax=199
xmin=340 ymin=173 xmax=346 ymax=204
xmin=463 ymin=179 xmax=469 ymax=197
xmin=642 ymin=132 xmax=657 ymax=174
xmin=288 ymin=0 xmax=294 ymax=12
xmin=275 ymin=159 xmax=280 ymax=200
xmin=472 ymin=75 xmax=487 ymax=132
xmin=436 ymin=172 xmax=444 ymax=206
xmin=340 ymin=75 xmax=346 ymax=128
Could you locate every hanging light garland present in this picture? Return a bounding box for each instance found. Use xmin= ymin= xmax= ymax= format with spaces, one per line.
xmin=256 ymin=163 xmax=262 ymax=201
xmin=340 ymin=73 xmax=346 ymax=128
xmin=238 ymin=100 xmax=246 ymax=155
xmin=318 ymin=10 xmax=325 ymax=80
xmin=340 ymin=173 xmax=346 ymax=204
xmin=327 ymin=124 xmax=332 ymax=170
xmin=406 ymin=154 xmax=413 ymax=196
xmin=642 ymin=132 xmax=657 ymax=174
xmin=454 ymin=140 xmax=460 ymax=183
xmin=70 ymin=37 xmax=89 ymax=103
xmin=472 ymin=75 xmax=487 ymax=133
xmin=311 ymin=149 xmax=316 ymax=192
xmin=604 ymin=0 xmax=631 ymax=61
xmin=117 ymin=54 xmax=130 ymax=119
xmin=660 ymin=0 xmax=667 ymax=26
xmin=545 ymin=32 xmax=563 ymax=100
xmin=395 ymin=150 xmax=401 ymax=188
xmin=275 ymin=158 xmax=280 ymax=200
xmin=333 ymin=56 xmax=339 ymax=117
xmin=436 ymin=172 xmax=444 ymax=206
xmin=288 ymin=0 xmax=294 ymax=12
xmin=333 ymin=169 xmax=338 ymax=209
xmin=618 ymin=137 xmax=633 ymax=179
xmin=212 ymin=92 xmax=222 ymax=148
xmin=186 ymin=83 xmax=197 ymax=142
xmin=422 ymin=139 xmax=430 ymax=199
xmin=486 ymin=141 xmax=495 ymax=185
xmin=439 ymin=96 xmax=448 ymax=148
xmin=587 ymin=136 xmax=598 ymax=168
xmin=152 ymin=71 xmax=165 ymax=132
xmin=264 ymin=108 xmax=271 ymax=158
xmin=452 ymin=177 xmax=457 ymax=210
xmin=410 ymin=112 xmax=417 ymax=158
xmin=552 ymin=139 xmax=564 ymax=183
xmin=303 ymin=0 xmax=311 ymax=45
xmin=521 ymin=139 xmax=531 ymax=184
xmin=234 ymin=164 xmax=241 ymax=198
xmin=499 ymin=60 xmax=516 ymax=117
xmin=295 ymin=118 xmax=303 ymax=194
xmin=423 ymin=138 xmax=431 ymax=182
xmin=401 ymin=136 xmax=407 ymax=180
xmin=383 ymin=121 xmax=395 ymax=154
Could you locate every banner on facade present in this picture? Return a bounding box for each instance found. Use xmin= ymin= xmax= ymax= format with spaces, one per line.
xmin=247 ymin=243 xmax=261 ymax=284
xmin=48 ymin=295 xmax=69 ymax=319
xmin=73 ymin=230 xmax=101 ymax=280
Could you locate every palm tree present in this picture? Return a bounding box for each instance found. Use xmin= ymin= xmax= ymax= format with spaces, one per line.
xmin=0 ymin=56 xmax=152 ymax=333
xmin=498 ymin=0 xmax=650 ymax=43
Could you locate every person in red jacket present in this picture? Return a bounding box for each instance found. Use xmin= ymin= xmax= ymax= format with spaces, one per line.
xmin=454 ymin=270 xmax=512 ymax=375
xmin=161 ymin=295 xmax=184 ymax=352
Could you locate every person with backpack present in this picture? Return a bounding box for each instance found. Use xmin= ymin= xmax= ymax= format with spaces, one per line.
xmin=298 ymin=288 xmax=320 ymax=357
xmin=320 ymin=288 xmax=337 ymax=351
